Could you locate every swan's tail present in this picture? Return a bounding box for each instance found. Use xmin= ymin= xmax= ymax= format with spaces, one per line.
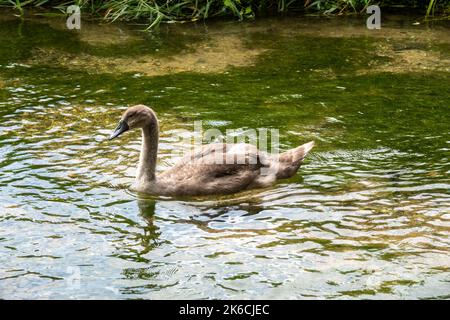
xmin=275 ymin=141 xmax=315 ymax=179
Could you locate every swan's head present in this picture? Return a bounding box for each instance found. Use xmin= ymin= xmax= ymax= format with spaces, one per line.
xmin=109 ymin=105 xmax=156 ymax=140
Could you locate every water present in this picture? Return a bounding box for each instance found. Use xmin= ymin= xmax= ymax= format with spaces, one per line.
xmin=0 ymin=12 xmax=449 ymax=299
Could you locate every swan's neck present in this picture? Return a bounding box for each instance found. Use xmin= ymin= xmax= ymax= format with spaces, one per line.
xmin=136 ymin=120 xmax=158 ymax=183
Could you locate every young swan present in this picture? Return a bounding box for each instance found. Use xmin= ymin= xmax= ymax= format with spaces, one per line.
xmin=109 ymin=105 xmax=315 ymax=196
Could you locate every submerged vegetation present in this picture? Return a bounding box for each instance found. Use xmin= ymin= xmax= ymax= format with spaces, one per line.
xmin=0 ymin=0 xmax=449 ymax=28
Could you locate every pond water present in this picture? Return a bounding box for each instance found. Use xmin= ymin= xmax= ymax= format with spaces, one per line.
xmin=0 ymin=12 xmax=449 ymax=299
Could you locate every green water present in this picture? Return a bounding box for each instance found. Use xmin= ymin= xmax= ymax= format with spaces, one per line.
xmin=0 ymin=12 xmax=449 ymax=299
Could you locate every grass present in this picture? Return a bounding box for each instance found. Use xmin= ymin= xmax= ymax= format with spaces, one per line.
xmin=0 ymin=0 xmax=449 ymax=28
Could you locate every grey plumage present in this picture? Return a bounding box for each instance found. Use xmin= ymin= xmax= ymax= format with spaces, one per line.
xmin=109 ymin=105 xmax=314 ymax=196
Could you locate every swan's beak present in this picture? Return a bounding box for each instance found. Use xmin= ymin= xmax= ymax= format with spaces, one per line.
xmin=109 ymin=120 xmax=129 ymax=140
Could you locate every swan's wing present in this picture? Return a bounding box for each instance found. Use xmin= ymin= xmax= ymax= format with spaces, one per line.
xmin=181 ymin=143 xmax=271 ymax=168
xmin=158 ymin=143 xmax=271 ymax=195
xmin=163 ymin=143 xmax=269 ymax=176
xmin=183 ymin=143 xmax=270 ymax=165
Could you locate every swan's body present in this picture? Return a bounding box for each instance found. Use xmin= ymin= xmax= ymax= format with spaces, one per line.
xmin=109 ymin=105 xmax=314 ymax=196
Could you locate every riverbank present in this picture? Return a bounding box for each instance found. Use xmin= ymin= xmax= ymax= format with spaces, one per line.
xmin=0 ymin=0 xmax=449 ymax=29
